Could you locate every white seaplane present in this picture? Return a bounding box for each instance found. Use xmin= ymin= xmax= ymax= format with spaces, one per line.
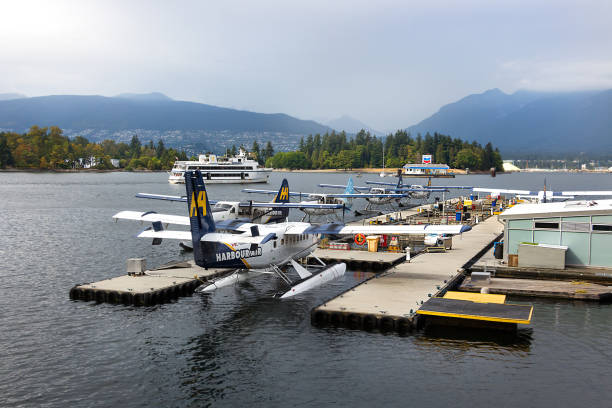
xmin=132 ymin=179 xmax=346 ymax=224
xmin=317 ymin=174 xmax=448 ymax=214
xmin=365 ymin=173 xmax=472 ymax=200
xmin=112 ymin=170 xmax=472 ymax=299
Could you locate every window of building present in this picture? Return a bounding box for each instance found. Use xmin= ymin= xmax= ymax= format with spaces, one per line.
xmin=535 ymin=222 xmax=559 ymax=229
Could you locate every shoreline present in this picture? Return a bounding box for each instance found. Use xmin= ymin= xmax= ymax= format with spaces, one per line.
xmin=2 ymin=167 xmax=609 ymax=175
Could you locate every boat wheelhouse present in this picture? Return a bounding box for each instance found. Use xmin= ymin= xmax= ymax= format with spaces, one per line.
xmin=168 ymin=149 xmax=272 ymax=184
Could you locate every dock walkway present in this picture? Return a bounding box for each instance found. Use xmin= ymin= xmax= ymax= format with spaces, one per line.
xmin=311 ymin=216 xmax=503 ymax=332
xmin=70 ymin=261 xmax=228 ymax=306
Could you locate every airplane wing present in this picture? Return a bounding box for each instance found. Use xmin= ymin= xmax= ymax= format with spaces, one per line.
xmin=473 ymin=187 xmax=534 ymax=195
xmin=137 ymin=230 xmax=192 ymax=240
xmin=318 ymin=183 xmax=370 ymax=190
xmin=112 ymin=210 xmax=190 ymax=226
xmin=365 ymin=181 xmax=397 ymax=187
xmin=284 ymin=223 xmax=471 ymax=235
xmin=393 ymin=187 xmax=450 ymax=192
xmin=366 ymin=182 xmax=472 ymax=189
xmin=238 ymin=202 xmax=344 ymax=209
xmin=135 ymin=193 xmax=218 ymax=204
xmin=323 ymin=193 xmax=407 ymax=198
xmin=560 ymin=191 xmax=612 ymax=196
xmin=241 ymin=188 xmax=304 ymax=197
xmin=435 ymin=186 xmax=473 ymax=190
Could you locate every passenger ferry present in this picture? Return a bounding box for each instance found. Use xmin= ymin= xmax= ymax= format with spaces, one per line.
xmin=168 ymin=149 xmax=272 ymax=184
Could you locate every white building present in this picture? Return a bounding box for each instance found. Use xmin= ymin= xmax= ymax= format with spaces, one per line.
xmin=402 ymin=163 xmax=453 ymax=176
xmin=499 ymin=200 xmax=612 ymax=267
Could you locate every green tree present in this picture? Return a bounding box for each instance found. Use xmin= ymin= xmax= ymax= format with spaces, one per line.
xmin=129 ymin=134 xmax=141 ymax=157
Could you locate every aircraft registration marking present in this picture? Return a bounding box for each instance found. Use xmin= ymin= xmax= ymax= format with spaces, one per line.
xmin=189 ymin=191 xmax=207 ymax=217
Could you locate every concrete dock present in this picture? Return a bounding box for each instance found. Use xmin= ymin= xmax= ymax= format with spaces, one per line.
xmin=307 ymin=248 xmax=406 ymax=271
xmin=311 ymin=216 xmax=504 ymax=332
xmin=70 ymin=261 xmax=228 ymax=306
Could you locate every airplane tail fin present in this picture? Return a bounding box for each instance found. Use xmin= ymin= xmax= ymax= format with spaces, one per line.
xmin=345 ymin=177 xmax=355 ymax=194
xmin=273 ymin=179 xmax=290 ymax=203
xmin=268 ymin=178 xmax=290 ymax=222
xmin=185 ymin=170 xmax=215 ymax=263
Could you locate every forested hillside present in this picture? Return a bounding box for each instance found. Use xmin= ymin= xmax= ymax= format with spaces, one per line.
xmin=265 ymin=130 xmax=502 ymax=170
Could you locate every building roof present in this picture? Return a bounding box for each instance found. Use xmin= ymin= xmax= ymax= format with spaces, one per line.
xmin=403 ymin=164 xmax=450 ymax=169
xmin=499 ymin=199 xmax=612 ymax=220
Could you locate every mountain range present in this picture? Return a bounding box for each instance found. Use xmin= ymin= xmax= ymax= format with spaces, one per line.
xmin=326 ymin=115 xmax=383 ymax=136
xmin=1 ymin=89 xmax=611 ymax=156
xmin=407 ymin=88 xmax=612 ymax=156
xmin=0 ymin=93 xmax=329 ymax=135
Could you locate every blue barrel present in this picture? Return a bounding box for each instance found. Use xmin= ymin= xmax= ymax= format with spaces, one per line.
xmin=455 ymin=211 xmax=461 ymax=221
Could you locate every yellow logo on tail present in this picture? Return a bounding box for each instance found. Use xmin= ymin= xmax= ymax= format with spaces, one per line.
xmin=190 ymin=191 xmax=207 ymax=217
xmin=279 ymin=186 xmax=289 ymax=201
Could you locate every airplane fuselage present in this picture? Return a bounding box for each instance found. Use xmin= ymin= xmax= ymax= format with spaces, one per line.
xmin=197 ymin=223 xmax=319 ymax=269
xmin=300 ymin=195 xmax=350 ymax=216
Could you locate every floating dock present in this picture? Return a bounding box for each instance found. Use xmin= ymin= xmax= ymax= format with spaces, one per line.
xmin=416 ymin=291 xmax=533 ymax=331
xmin=69 ymin=261 xmax=228 ymax=306
xmin=306 ymin=249 xmax=406 ymax=271
xmin=471 ymin=262 xmax=612 ymax=284
xmin=311 ymin=216 xmax=504 ymax=333
xmin=459 ymin=276 xmax=612 ymax=302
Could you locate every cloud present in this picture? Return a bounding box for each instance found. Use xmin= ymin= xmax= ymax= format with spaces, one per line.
xmin=500 ymin=59 xmax=612 ymax=91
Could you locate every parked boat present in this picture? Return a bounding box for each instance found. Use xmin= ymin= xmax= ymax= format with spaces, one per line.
xmin=168 ymin=149 xmax=272 ymax=184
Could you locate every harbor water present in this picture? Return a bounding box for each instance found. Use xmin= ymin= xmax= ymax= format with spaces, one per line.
xmin=1 ymin=171 xmax=612 ymax=407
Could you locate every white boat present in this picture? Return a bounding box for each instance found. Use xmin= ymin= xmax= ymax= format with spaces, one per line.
xmin=168 ymin=149 xmax=272 ymax=184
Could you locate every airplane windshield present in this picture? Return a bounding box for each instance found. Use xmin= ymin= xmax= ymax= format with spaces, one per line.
xmin=212 ymin=203 xmax=233 ymax=212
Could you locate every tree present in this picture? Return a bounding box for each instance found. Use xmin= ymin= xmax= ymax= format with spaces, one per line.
xmin=156 ymin=139 xmax=166 ymax=158
xmin=251 ymin=140 xmax=261 ymax=164
xmin=129 ymin=134 xmax=141 ymax=157
xmin=0 ymin=134 xmax=14 ymax=168
xmin=453 ymin=148 xmax=482 ymax=169
xmin=264 ymin=141 xmax=274 ymax=163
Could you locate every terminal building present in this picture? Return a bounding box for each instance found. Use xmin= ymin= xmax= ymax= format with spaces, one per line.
xmin=498 ymin=200 xmax=612 ymax=268
xmin=402 ymin=163 xmax=454 ymax=177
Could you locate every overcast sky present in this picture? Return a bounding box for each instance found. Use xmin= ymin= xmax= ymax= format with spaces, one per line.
xmin=1 ymin=0 xmax=611 ymax=131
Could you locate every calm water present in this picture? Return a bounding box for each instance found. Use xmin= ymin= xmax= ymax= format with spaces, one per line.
xmin=1 ymin=171 xmax=612 ymax=407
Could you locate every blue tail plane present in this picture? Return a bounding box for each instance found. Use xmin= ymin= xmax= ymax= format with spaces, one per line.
xmin=185 ymin=170 xmax=216 ymax=266
xmin=267 ymin=178 xmax=290 ymax=223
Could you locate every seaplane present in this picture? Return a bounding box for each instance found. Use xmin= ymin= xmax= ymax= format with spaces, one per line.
xmin=242 ymin=177 xmax=404 ymax=221
xmin=112 ymin=170 xmax=472 ymax=299
xmin=126 ymin=179 xmax=343 ymax=250
xmin=317 ymin=174 xmax=448 ymax=214
xmin=366 ymin=172 xmax=472 ymax=200
xmin=130 ymin=179 xmax=344 ymax=225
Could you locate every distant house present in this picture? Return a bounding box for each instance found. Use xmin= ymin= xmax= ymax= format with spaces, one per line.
xmin=79 ymin=156 xmax=98 ymax=168
xmin=403 ymin=163 xmax=453 ymax=177
xmin=110 ymin=159 xmax=120 ymax=168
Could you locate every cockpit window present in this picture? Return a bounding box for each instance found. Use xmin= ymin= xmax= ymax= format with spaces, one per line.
xmin=212 ymin=203 xmax=233 ymax=212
